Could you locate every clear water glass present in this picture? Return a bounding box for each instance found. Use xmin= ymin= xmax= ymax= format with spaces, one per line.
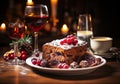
xmin=77 ymin=14 xmax=93 ymax=46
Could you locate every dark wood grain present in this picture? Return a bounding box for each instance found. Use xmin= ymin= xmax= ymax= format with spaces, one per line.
xmin=0 ymin=57 xmax=120 ymax=84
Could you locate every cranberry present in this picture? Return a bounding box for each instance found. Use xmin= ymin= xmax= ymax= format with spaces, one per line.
xmin=66 ymin=38 xmax=72 ymax=45
xmin=60 ymin=34 xmax=78 ymax=45
xmin=60 ymin=39 xmax=67 ymax=45
xmin=63 ymin=39 xmax=67 ymax=43
xmin=21 ymin=53 xmax=27 ymax=60
xmin=35 ymin=53 xmax=39 ymax=57
xmin=73 ymin=39 xmax=78 ymax=45
xmin=21 ymin=50 xmax=27 ymax=55
xmin=36 ymin=59 xmax=43 ymax=66
xmin=8 ymin=53 xmax=14 ymax=59
xmin=4 ymin=56 xmax=9 ymax=61
xmin=63 ymin=64 xmax=69 ymax=69
xmin=36 ymin=60 xmax=41 ymax=66
xmin=57 ymin=63 xmax=63 ymax=68
xmin=57 ymin=63 xmax=68 ymax=69
xmin=60 ymin=41 xmax=64 ymax=45
xmin=31 ymin=58 xmax=37 ymax=65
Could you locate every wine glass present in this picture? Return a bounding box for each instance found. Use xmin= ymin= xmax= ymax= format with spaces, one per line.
xmin=8 ymin=19 xmax=25 ymax=40
xmin=77 ymin=14 xmax=93 ymax=53
xmin=24 ymin=4 xmax=49 ymax=57
xmin=7 ymin=18 xmax=26 ymax=65
xmin=77 ymin=14 xmax=93 ymax=46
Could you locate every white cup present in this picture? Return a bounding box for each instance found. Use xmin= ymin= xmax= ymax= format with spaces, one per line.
xmin=90 ymin=37 xmax=112 ymax=55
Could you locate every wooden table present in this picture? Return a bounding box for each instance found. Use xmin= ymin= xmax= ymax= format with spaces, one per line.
xmin=0 ymin=61 xmax=120 ymax=84
xmin=0 ymin=48 xmax=120 ymax=84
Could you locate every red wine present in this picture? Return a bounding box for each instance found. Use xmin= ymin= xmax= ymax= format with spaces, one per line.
xmin=24 ymin=15 xmax=48 ymax=32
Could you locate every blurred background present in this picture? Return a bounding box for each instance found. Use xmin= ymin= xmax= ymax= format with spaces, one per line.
xmin=0 ymin=0 xmax=119 ymax=47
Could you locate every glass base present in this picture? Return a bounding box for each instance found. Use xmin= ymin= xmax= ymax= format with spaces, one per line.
xmin=6 ymin=58 xmax=25 ymax=65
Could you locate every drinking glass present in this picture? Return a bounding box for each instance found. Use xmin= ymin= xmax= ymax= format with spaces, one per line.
xmin=8 ymin=19 xmax=25 ymax=40
xmin=77 ymin=14 xmax=93 ymax=47
xmin=8 ymin=19 xmax=26 ymax=65
xmin=24 ymin=4 xmax=49 ymax=57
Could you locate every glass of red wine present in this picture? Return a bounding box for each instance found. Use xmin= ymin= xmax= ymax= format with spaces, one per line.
xmin=7 ymin=18 xmax=26 ymax=65
xmin=24 ymin=4 xmax=49 ymax=57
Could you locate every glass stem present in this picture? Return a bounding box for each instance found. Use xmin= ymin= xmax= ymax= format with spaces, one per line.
xmin=34 ymin=32 xmax=39 ymax=52
xmin=14 ymin=42 xmax=18 ymax=65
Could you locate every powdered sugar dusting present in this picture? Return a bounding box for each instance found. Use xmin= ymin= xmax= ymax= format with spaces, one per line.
xmin=45 ymin=38 xmax=86 ymax=50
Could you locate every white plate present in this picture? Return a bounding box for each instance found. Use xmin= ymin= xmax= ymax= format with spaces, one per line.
xmin=26 ymin=55 xmax=106 ymax=75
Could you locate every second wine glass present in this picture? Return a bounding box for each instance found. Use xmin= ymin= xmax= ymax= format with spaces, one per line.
xmin=24 ymin=4 xmax=49 ymax=57
xmin=7 ymin=18 xmax=26 ymax=65
xmin=77 ymin=14 xmax=93 ymax=46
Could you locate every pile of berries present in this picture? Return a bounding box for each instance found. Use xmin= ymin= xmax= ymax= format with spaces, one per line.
xmin=60 ymin=34 xmax=78 ymax=45
xmin=31 ymin=58 xmax=48 ymax=67
xmin=57 ymin=63 xmax=69 ymax=69
xmin=3 ymin=49 xmax=28 ymax=61
xmin=31 ymin=52 xmax=102 ymax=69
xmin=31 ymin=57 xmax=69 ymax=69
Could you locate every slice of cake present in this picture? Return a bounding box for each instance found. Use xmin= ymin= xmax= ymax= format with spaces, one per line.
xmin=42 ymin=34 xmax=88 ymax=67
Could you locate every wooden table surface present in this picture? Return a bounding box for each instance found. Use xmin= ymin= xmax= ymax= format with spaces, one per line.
xmin=0 ymin=61 xmax=120 ymax=84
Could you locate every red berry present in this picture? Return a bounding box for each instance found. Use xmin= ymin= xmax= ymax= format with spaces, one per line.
xmin=36 ymin=59 xmax=43 ymax=66
xmin=21 ymin=53 xmax=27 ymax=60
xmin=60 ymin=41 xmax=63 ymax=45
xmin=66 ymin=38 xmax=72 ymax=45
xmin=73 ymin=39 xmax=78 ymax=45
xmin=21 ymin=50 xmax=26 ymax=55
xmin=35 ymin=53 xmax=39 ymax=57
xmin=57 ymin=63 xmax=67 ymax=69
xmin=8 ymin=53 xmax=14 ymax=59
xmin=63 ymin=64 xmax=69 ymax=69
xmin=60 ymin=40 xmax=66 ymax=45
xmin=36 ymin=60 xmax=41 ymax=66
xmin=31 ymin=58 xmax=37 ymax=65
xmin=60 ymin=35 xmax=78 ymax=45
xmin=57 ymin=63 xmax=63 ymax=68
xmin=4 ymin=56 xmax=9 ymax=61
